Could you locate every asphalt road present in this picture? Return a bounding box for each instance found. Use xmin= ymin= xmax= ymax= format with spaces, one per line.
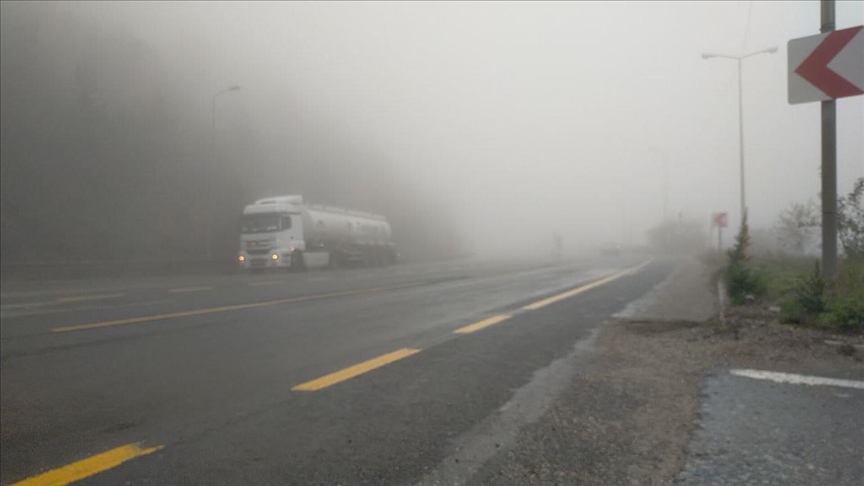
xmin=0 ymin=255 xmax=675 ymax=485
xmin=678 ymin=370 xmax=864 ymax=486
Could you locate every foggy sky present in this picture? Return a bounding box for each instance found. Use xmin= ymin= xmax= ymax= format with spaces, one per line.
xmin=39 ymin=1 xmax=864 ymax=254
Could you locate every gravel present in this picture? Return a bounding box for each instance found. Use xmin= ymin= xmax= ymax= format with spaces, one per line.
xmin=473 ymin=257 xmax=864 ymax=486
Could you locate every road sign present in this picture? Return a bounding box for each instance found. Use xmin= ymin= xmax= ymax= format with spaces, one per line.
xmin=712 ymin=212 xmax=728 ymax=228
xmin=788 ymin=25 xmax=863 ymax=105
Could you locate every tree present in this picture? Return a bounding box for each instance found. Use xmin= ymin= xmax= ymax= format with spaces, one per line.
xmin=838 ymin=177 xmax=864 ymax=259
xmin=775 ymin=199 xmax=820 ymax=254
xmin=728 ymin=210 xmax=751 ymax=264
xmin=1 ymin=3 xmax=464 ymax=263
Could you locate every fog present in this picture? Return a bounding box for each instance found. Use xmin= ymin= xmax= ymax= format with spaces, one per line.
xmin=2 ymin=1 xmax=863 ymax=262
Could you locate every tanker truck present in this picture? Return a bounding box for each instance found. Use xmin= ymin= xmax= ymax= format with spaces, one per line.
xmin=237 ymin=195 xmax=397 ymax=271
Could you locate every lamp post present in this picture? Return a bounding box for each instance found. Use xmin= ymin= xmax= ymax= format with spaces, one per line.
xmin=701 ymin=47 xmax=777 ymax=227
xmin=207 ymin=84 xmax=241 ymax=260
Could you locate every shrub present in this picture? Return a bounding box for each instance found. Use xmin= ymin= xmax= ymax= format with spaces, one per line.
xmin=832 ymin=258 xmax=864 ymax=301
xmin=780 ymin=298 xmax=806 ymax=324
xmin=780 ymin=259 xmax=864 ymax=333
xmin=821 ymin=296 xmax=864 ymax=332
xmin=838 ymin=177 xmax=864 ymax=259
xmin=727 ymin=262 xmax=768 ymax=305
xmin=727 ymin=211 xmax=751 ymax=265
xmin=820 ymin=259 xmax=864 ymax=332
xmin=795 ymin=262 xmax=825 ymax=314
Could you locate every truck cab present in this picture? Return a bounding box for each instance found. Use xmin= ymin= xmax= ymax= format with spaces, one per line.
xmin=238 ymin=197 xmax=305 ymax=271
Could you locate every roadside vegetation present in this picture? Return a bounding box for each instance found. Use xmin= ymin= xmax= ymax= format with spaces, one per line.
xmin=724 ymin=211 xmax=769 ymax=305
xmin=724 ymin=177 xmax=864 ymax=334
xmin=774 ymin=258 xmax=863 ymax=333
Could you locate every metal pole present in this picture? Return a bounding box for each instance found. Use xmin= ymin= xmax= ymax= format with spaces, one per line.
xmin=821 ymin=0 xmax=838 ymax=277
xmin=737 ymin=58 xmax=746 ymax=226
xmin=207 ymin=94 xmax=217 ymax=261
xmin=663 ymin=158 xmax=669 ymax=222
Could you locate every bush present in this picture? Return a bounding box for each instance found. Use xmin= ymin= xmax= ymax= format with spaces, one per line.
xmin=795 ymin=262 xmax=825 ymax=314
xmin=726 ymin=262 xmax=768 ymax=305
xmin=820 ymin=259 xmax=864 ymax=333
xmin=832 ymin=258 xmax=864 ymax=301
xmin=780 ymin=298 xmax=806 ymax=324
xmin=779 ymin=259 xmax=864 ymax=333
xmin=725 ymin=210 xmax=768 ymax=305
xmin=821 ymin=296 xmax=864 ymax=332
xmin=838 ymin=177 xmax=864 ymax=259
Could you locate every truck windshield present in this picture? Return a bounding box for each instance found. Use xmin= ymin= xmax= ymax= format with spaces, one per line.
xmin=240 ymin=213 xmax=283 ymax=233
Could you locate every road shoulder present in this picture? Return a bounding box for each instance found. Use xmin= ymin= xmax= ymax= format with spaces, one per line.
xmin=474 ymin=256 xmax=863 ymax=485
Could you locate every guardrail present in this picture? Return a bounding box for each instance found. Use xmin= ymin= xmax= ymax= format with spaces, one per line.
xmin=0 ymin=260 xmax=240 ymax=281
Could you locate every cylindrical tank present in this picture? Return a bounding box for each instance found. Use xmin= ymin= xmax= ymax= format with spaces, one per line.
xmin=301 ymin=205 xmax=393 ymax=248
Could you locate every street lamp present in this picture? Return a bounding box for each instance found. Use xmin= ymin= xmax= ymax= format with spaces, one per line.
xmin=701 ymin=47 xmax=776 ymax=227
xmin=207 ymin=84 xmax=242 ymax=260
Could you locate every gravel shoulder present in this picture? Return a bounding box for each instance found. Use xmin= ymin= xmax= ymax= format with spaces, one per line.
xmin=474 ymin=256 xmax=863 ymax=486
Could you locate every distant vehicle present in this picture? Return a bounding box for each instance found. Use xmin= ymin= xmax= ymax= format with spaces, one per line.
xmin=238 ymin=195 xmax=397 ymax=272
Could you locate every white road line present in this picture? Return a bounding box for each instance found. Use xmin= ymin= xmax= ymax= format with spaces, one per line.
xmin=730 ymin=369 xmax=864 ymax=390
xmin=169 ymin=286 xmax=214 ymax=293
xmin=0 ymin=301 xmax=59 ymax=310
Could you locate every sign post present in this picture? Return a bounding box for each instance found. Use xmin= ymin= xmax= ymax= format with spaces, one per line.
xmin=713 ymin=212 xmax=728 ymax=252
xmin=820 ymin=1 xmax=838 ymax=278
xmin=788 ymin=0 xmax=863 ymax=277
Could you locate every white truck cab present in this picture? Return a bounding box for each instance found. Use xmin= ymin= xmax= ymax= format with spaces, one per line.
xmin=238 ymin=196 xmax=305 ymax=271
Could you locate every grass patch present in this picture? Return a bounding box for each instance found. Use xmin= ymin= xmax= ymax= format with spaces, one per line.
xmin=752 ymin=254 xmax=815 ymax=299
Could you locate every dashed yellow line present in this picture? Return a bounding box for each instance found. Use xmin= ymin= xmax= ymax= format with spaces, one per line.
xmin=51 ymin=282 xmax=424 ymax=333
xmin=9 ymin=442 xmax=163 ymax=486
xmin=56 ymin=293 xmax=125 ymax=303
xmin=521 ymin=259 xmax=652 ymax=310
xmin=292 ymin=348 xmax=422 ymax=391
xmin=169 ymin=286 xmax=213 ymax=293
xmin=454 ymin=314 xmax=512 ymax=334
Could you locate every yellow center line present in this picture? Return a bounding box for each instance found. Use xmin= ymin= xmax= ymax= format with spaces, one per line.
xmin=292 ymin=348 xmax=422 ymax=391
xmin=454 ymin=314 xmax=512 ymax=334
xmin=56 ymin=293 xmax=125 ymax=303
xmin=9 ymin=442 xmax=163 ymax=486
xmin=51 ymin=282 xmax=425 ymax=333
xmin=169 ymin=286 xmax=214 ymax=293
xmin=521 ymin=259 xmax=653 ymax=311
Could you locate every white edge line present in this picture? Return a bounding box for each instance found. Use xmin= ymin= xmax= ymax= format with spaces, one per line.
xmin=169 ymin=287 xmax=214 ymax=293
xmin=730 ymin=369 xmax=864 ymax=390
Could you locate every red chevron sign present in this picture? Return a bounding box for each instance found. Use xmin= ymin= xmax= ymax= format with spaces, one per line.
xmin=788 ymin=25 xmax=863 ymax=105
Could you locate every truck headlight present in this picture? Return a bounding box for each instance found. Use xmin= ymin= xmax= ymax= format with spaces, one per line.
xmin=271 ymin=254 xmax=279 ymax=260
xmin=238 ymin=255 xmax=245 ymax=262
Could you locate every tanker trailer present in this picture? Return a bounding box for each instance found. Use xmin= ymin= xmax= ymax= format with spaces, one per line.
xmin=237 ymin=195 xmax=397 ymax=271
